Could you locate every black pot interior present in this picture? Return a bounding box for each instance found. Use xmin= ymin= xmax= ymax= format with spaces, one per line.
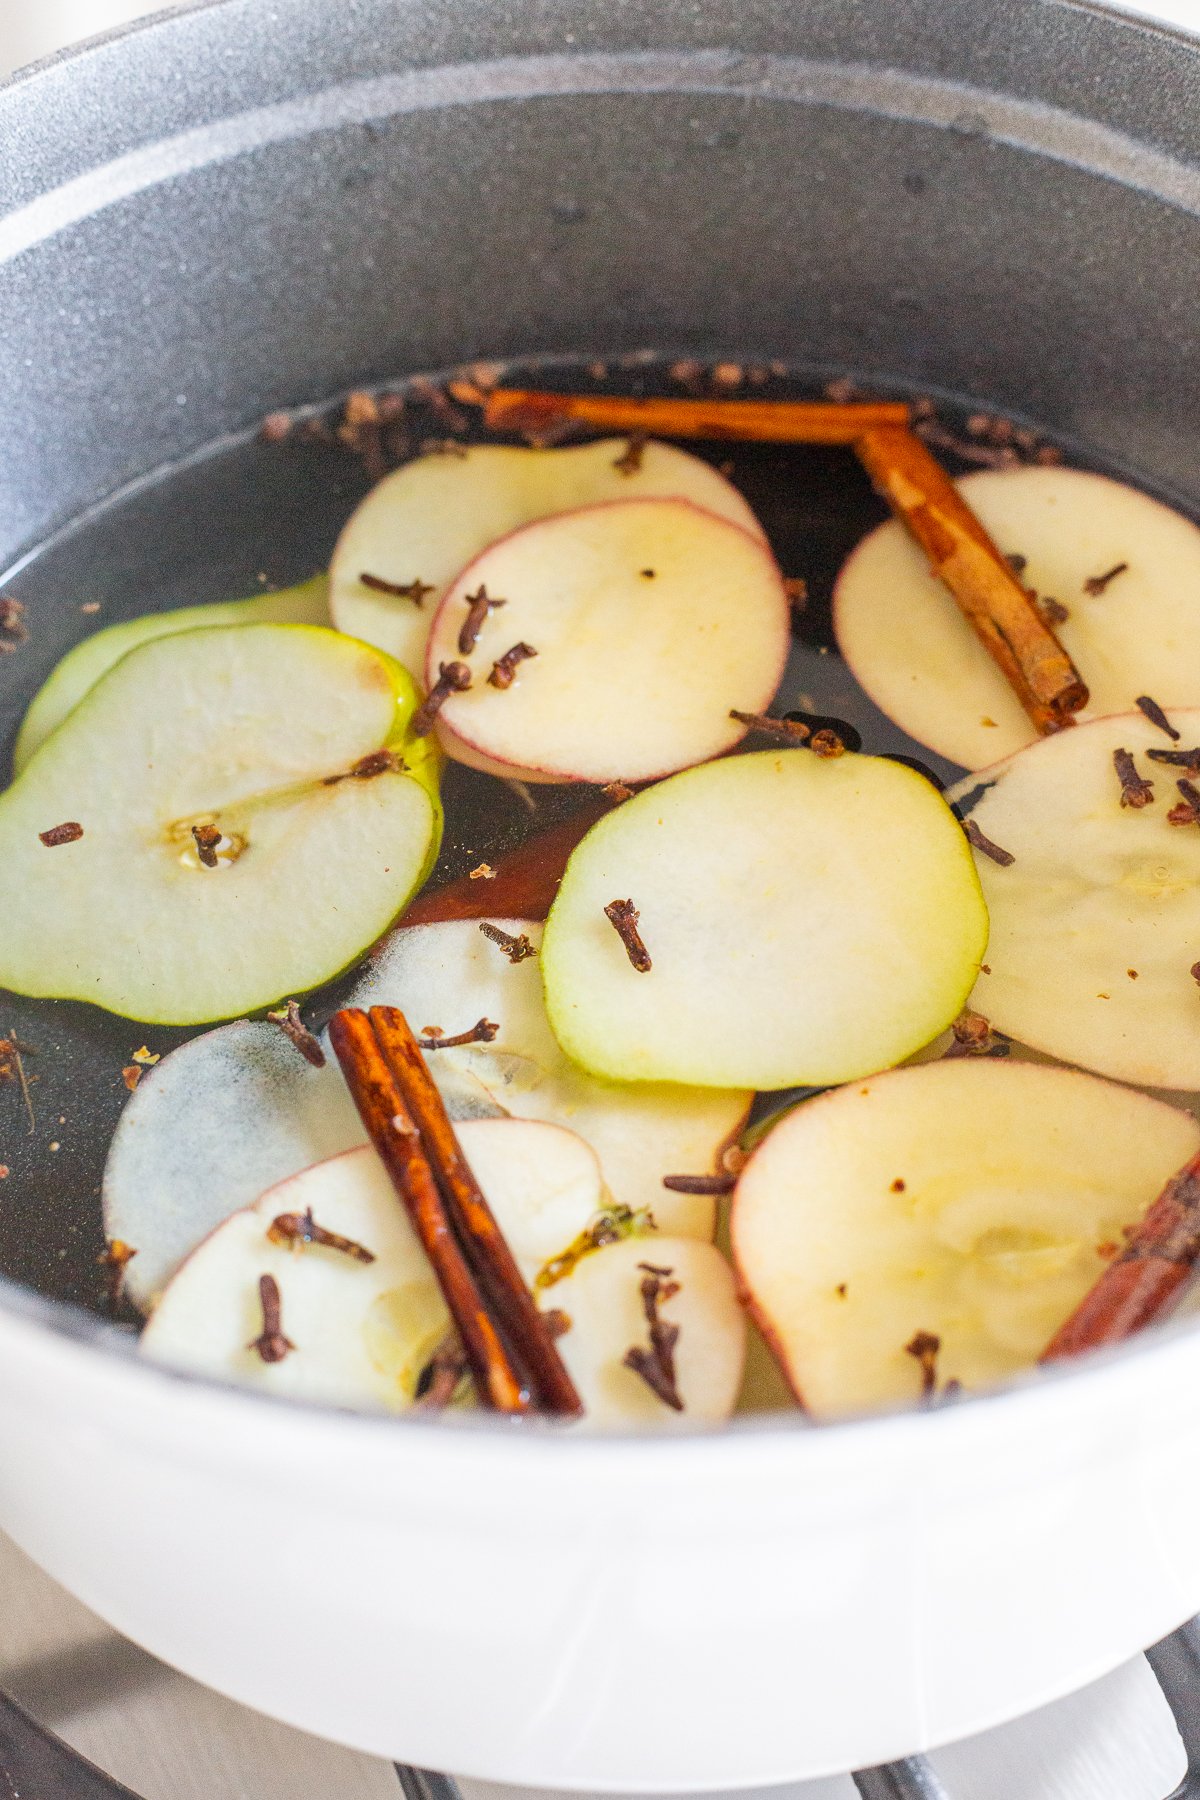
xmin=2 ymin=0 xmax=1200 ymax=1325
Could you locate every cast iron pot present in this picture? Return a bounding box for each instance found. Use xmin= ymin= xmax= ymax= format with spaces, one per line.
xmin=4 ymin=0 xmax=1200 ymax=1787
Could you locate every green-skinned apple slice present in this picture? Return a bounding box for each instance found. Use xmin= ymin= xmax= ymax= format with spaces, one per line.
xmin=541 ymin=749 xmax=989 ymax=1090
xmin=104 ymin=916 xmax=747 ymax=1308
xmin=834 ymin=465 xmax=1200 ymax=770
xmin=543 ymin=1234 xmax=746 ymax=1428
xmin=951 ymin=706 xmax=1200 ymax=1088
xmin=424 ymin=498 xmax=791 ymax=785
xmin=13 ymin=574 xmax=329 ymax=772
xmin=732 ymin=1058 xmax=1200 ymax=1419
xmin=329 ymin=438 xmax=764 ymax=678
xmin=0 ymin=623 xmax=441 ymax=1026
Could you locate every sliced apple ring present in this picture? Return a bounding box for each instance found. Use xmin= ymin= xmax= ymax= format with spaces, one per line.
xmin=0 ymin=624 xmax=441 ymax=1027
xmin=423 ymin=497 xmax=791 ymax=785
xmin=104 ymin=917 xmax=750 ymax=1309
xmin=14 ymin=574 xmax=329 ymax=773
xmin=329 ymin=439 xmax=764 ymax=680
xmin=732 ymin=1059 xmax=1200 ymax=1419
xmin=541 ymin=749 xmax=988 ymax=1090
xmin=834 ymin=465 xmax=1200 ymax=770
xmin=139 ymin=1118 xmax=608 ymax=1412
xmin=950 ymin=707 xmax=1200 ymax=1089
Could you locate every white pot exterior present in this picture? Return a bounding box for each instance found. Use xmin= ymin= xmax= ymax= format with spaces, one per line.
xmin=1 ymin=1293 xmax=1199 ymax=1790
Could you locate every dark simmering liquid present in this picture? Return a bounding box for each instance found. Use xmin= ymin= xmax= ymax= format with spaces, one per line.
xmin=0 ymin=355 xmax=1104 ymax=1317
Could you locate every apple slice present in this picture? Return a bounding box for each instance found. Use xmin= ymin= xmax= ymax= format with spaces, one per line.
xmin=328 ymin=438 xmax=764 ymax=678
xmin=542 ymin=1235 xmax=746 ymax=1429
xmin=950 ymin=706 xmax=1200 ymax=1089
xmin=424 ymin=498 xmax=791 ymax=785
xmin=104 ymin=916 xmax=748 ymax=1308
xmin=834 ymin=465 xmax=1200 ymax=770
xmin=732 ymin=1059 xmax=1200 ymax=1419
xmin=0 ymin=624 xmax=441 ymax=1025
xmin=13 ymin=574 xmax=329 ymax=772
xmin=541 ymin=748 xmax=989 ymax=1089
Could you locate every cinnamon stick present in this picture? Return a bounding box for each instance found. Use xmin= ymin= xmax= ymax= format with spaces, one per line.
xmin=856 ymin=425 xmax=1088 ymax=732
xmin=401 ymin=801 xmax=607 ymax=926
xmin=330 ymin=1006 xmax=581 ymax=1417
xmin=483 ymin=388 xmax=910 ymax=445
xmin=329 ymin=1008 xmax=530 ymax=1413
xmin=1040 ymin=1150 xmax=1200 ymax=1361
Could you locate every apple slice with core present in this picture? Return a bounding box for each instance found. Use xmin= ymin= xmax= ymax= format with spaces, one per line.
xmin=13 ymin=574 xmax=329 ymax=772
xmin=424 ymin=497 xmax=791 ymax=785
xmin=732 ymin=1058 xmax=1200 ymax=1419
xmin=104 ymin=916 xmax=748 ymax=1308
xmin=834 ymin=465 xmax=1200 ymax=770
xmin=541 ymin=749 xmax=989 ymax=1089
xmin=0 ymin=624 xmax=441 ymax=1025
xmin=329 ymin=438 xmax=765 ymax=678
xmin=950 ymin=706 xmax=1200 ymax=1089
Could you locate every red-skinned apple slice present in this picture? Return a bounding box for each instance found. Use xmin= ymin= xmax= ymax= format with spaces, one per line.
xmin=541 ymin=749 xmax=989 ymax=1089
xmin=329 ymin=438 xmax=765 ymax=681
xmin=950 ymin=706 xmax=1200 ymax=1089
xmin=732 ymin=1059 xmax=1200 ymax=1419
xmin=834 ymin=465 xmax=1200 ymax=770
xmin=424 ymin=497 xmax=791 ymax=785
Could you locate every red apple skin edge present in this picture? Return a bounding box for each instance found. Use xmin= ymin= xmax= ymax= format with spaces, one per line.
xmin=423 ymin=495 xmax=792 ymax=785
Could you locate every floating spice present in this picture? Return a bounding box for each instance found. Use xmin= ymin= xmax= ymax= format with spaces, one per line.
xmin=266 ymin=999 xmax=326 ymax=1069
xmin=0 ymin=596 xmax=28 ymax=652
xmin=416 ymin=1018 xmax=499 ymax=1049
xmin=783 ymin=577 xmax=808 ymax=613
xmin=412 ymin=661 xmax=471 ymax=736
xmin=469 ymin=863 xmax=496 ymax=881
xmin=39 ymin=821 xmax=83 ymax=847
xmin=730 ymin=710 xmax=810 ymax=745
xmin=489 ymin=642 xmax=538 ymax=689
xmin=98 ymin=1239 xmax=138 ymax=1307
xmin=963 ymin=818 xmax=1015 ymax=867
xmin=359 ymin=572 xmax=436 ymax=605
xmin=1113 ymin=748 xmax=1155 ymax=809
xmin=1036 ymin=595 xmax=1070 ymax=626
xmin=536 ymin=1203 xmax=656 ymax=1290
xmin=1084 ymin=561 xmax=1129 ymax=596
xmin=602 ymin=781 xmax=635 ymax=802
xmin=248 ymin=1273 xmax=294 ymax=1363
xmin=613 ymin=433 xmax=648 ymax=476
xmin=604 ymin=898 xmax=652 ymax=972
xmin=661 ymin=1171 xmax=737 ymax=1195
xmin=944 ymin=1009 xmax=1009 ymax=1059
xmin=267 ymin=1206 xmax=375 ymax=1264
xmin=623 ymin=1263 xmax=684 ymax=1411
xmin=1136 ymin=695 xmax=1180 ymax=741
xmin=458 ymin=584 xmax=506 ymax=654
xmin=478 ymin=921 xmax=536 ymax=964
xmin=121 ymin=1065 xmax=143 ymax=1092
xmin=810 ymin=728 xmax=846 ymax=758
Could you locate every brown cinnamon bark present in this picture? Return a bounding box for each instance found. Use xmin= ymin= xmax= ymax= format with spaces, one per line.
xmin=329 ymin=1008 xmax=531 ymax=1412
xmin=401 ymin=802 xmax=607 ymax=926
xmin=856 ymin=425 xmax=1088 ymax=732
xmin=483 ymin=388 xmax=910 ymax=445
xmin=1040 ymin=1150 xmax=1200 ymax=1361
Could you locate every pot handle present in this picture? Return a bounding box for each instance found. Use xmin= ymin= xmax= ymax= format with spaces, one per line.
xmin=0 ymin=1684 xmax=142 ymax=1798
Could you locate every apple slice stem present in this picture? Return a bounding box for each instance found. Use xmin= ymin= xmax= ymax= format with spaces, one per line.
xmin=329 ymin=1006 xmax=582 ymax=1417
xmin=855 ymin=425 xmax=1087 ymax=732
xmin=1040 ymin=1150 xmax=1200 ymax=1361
xmin=482 ymin=389 xmax=910 ymax=443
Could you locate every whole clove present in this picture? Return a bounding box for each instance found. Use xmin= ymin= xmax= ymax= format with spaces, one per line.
xmin=661 ymin=1171 xmax=737 ymax=1195
xmin=963 ymin=818 xmax=1016 ymax=867
xmin=1136 ymin=695 xmax=1180 ymax=741
xmin=458 ymin=584 xmax=506 ymax=654
xmin=39 ymin=821 xmax=83 ymax=847
xmin=613 ymin=433 xmax=648 ymax=476
xmin=191 ymin=823 xmax=222 ymax=867
xmin=266 ymin=999 xmax=327 ymax=1068
xmin=604 ymin=898 xmax=652 ymax=972
xmin=622 ymin=1263 xmax=684 ymax=1411
xmin=412 ymin=661 xmax=471 ymax=736
xmin=267 ymin=1206 xmax=375 ymax=1263
xmin=488 ymin=642 xmax=538 ymax=689
xmin=359 ymin=572 xmax=435 ymax=605
xmin=904 ymin=1328 xmax=941 ymax=1400
xmin=478 ymin=921 xmax=536 ymax=964
xmin=1169 ymin=778 xmax=1200 ymax=827
xmin=1084 ymin=561 xmax=1129 ymax=596
xmin=416 ymin=1018 xmax=500 ymax=1049
xmin=1113 ymin=747 xmax=1154 ymax=809
xmin=1147 ymin=747 xmax=1200 ymax=772
xmin=730 ymin=709 xmax=810 ymax=745
xmin=248 ymin=1273 xmax=295 ymax=1364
